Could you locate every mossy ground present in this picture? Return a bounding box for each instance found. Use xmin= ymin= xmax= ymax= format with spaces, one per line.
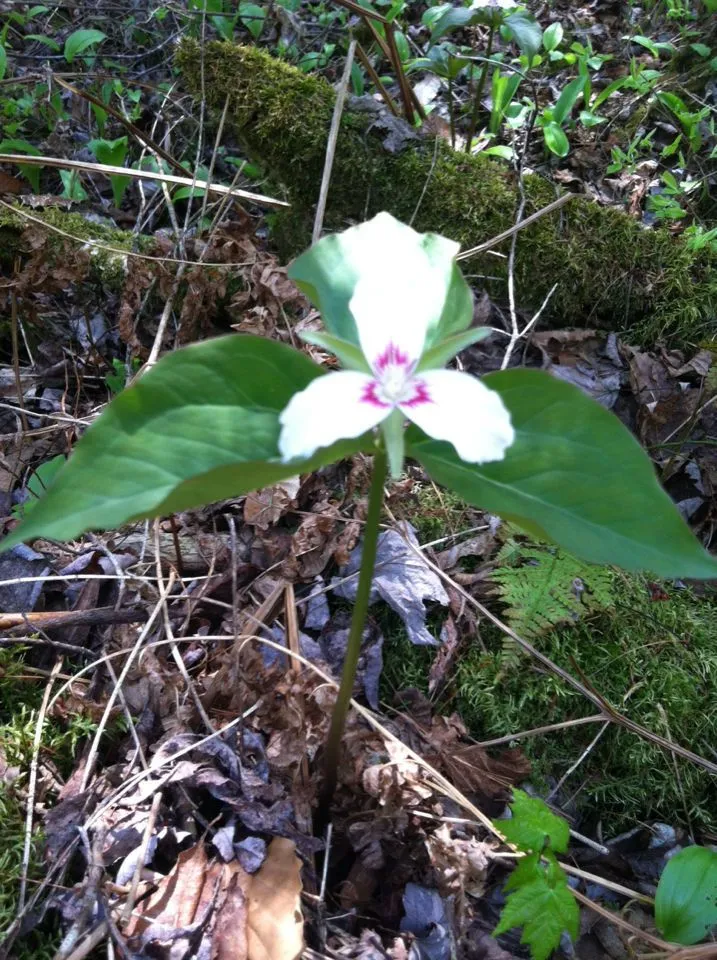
xmin=381 ymin=573 xmax=717 ymax=836
xmin=178 ymin=40 xmax=717 ymax=348
xmin=0 ymin=647 xmax=100 ymax=955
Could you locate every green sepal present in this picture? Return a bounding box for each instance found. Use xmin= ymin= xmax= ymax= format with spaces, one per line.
xmin=417 ymin=326 xmax=491 ymax=371
xmin=298 ymin=331 xmax=372 ymax=373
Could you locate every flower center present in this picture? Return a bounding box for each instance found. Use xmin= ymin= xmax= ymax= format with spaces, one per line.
xmin=377 ymin=363 xmax=415 ymax=404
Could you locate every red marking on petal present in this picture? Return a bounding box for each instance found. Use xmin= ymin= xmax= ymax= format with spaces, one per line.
xmin=375 ymin=342 xmax=410 ymax=373
xmin=401 ymin=380 xmax=432 ymax=408
xmin=361 ymin=381 xmax=391 ymax=408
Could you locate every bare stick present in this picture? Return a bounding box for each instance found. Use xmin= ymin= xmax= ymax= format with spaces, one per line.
xmin=18 ymin=658 xmax=62 ymax=913
xmin=313 ymin=39 xmax=357 ymax=244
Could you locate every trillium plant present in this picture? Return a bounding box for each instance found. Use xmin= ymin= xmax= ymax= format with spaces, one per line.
xmin=4 ymin=212 xmax=716 ymax=799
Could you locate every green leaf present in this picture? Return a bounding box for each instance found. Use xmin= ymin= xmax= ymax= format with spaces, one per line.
xmin=542 ymin=121 xmax=570 ymax=156
xmin=0 ymin=139 xmax=42 ymax=192
xmin=495 ymin=789 xmax=569 ymax=853
xmin=417 ymin=327 xmax=491 ymax=371
xmin=298 ymin=331 xmax=372 ymax=373
xmin=542 ymin=22 xmax=563 ymax=52
xmin=64 ymin=28 xmax=107 ymax=63
xmin=552 ymin=75 xmax=586 ymax=125
xmin=59 ymin=169 xmax=87 ymax=202
xmin=88 ymin=136 xmax=130 ymax=207
xmin=655 ymin=847 xmax=717 ymax=945
xmin=407 ymin=369 xmax=717 ymax=578
xmin=495 ymin=852 xmax=579 ymax=960
xmin=2 ymin=335 xmax=369 ymax=550
xmin=690 ymin=43 xmax=711 ymax=57
xmin=504 ymin=12 xmax=542 ymax=59
xmin=288 ymin=216 xmax=473 ymax=350
xmin=430 ymin=6 xmax=475 ymax=41
xmin=0 ymin=42 xmax=7 ymax=81
xmin=239 ymin=3 xmax=266 ymax=40
xmin=25 ymin=34 xmax=61 ymax=51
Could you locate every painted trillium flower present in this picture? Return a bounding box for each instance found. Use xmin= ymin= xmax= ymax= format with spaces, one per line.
xmin=278 ymin=212 xmax=515 ymax=476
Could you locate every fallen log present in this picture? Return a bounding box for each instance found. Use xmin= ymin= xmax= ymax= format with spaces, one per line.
xmin=177 ymin=40 xmax=717 ymax=347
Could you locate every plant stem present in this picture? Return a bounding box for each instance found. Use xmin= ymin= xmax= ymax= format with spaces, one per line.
xmin=320 ymin=446 xmax=388 ymax=811
xmin=465 ymin=23 xmax=495 ymax=153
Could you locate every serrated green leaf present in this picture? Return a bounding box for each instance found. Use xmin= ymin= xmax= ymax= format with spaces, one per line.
xmin=495 ymin=789 xmax=570 ymax=854
xmin=2 ymin=336 xmax=369 ymax=550
xmin=495 ymin=852 xmax=579 ymax=960
xmin=407 ymin=369 xmax=717 ymax=578
xmin=64 ymin=28 xmax=106 ymax=63
xmin=656 ymin=846 xmax=717 ymax=945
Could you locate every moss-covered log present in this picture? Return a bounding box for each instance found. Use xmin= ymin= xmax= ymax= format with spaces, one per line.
xmin=178 ymin=40 xmax=717 ymax=346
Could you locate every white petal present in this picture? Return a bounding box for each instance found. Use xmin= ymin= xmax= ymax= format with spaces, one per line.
xmin=278 ymin=371 xmax=388 ymax=462
xmin=400 ymin=370 xmax=514 ymax=463
xmin=347 ymin=213 xmax=460 ymax=372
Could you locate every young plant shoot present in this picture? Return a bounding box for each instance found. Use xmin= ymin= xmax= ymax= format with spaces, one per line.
xmin=3 ymin=211 xmax=716 ymax=807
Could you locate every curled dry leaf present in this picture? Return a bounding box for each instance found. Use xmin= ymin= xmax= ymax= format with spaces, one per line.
xmin=247 ymin=837 xmax=304 ymax=960
xmin=427 ymin=823 xmax=494 ymax=901
xmin=124 ymin=838 xmax=303 ymax=960
xmin=244 ymin=477 xmax=301 ymax=530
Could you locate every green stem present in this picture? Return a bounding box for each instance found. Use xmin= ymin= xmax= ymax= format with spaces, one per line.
xmin=320 ymin=446 xmax=388 ymax=809
xmin=465 ymin=23 xmax=495 ymax=154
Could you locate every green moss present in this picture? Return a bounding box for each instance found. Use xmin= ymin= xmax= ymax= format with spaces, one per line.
xmin=382 ymin=575 xmax=717 ymax=834
xmin=177 ymin=40 xmax=717 ymax=347
xmin=0 ymin=648 xmax=99 ymax=956
xmin=0 ymin=204 xmax=151 ymax=289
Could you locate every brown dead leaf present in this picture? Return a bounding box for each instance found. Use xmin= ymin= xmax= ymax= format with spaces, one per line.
xmin=244 ymin=478 xmax=300 ymax=530
xmin=0 ymin=170 xmax=23 ymax=193
xmin=247 ymin=837 xmax=303 ymax=960
xmin=427 ymin=823 xmax=493 ymax=901
xmin=125 ymin=842 xmax=250 ymax=959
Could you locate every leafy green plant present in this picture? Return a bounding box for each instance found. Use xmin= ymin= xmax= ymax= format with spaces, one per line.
xmin=655 ymin=846 xmax=717 ymax=944
xmin=105 ymin=357 xmax=141 ymax=394
xmin=88 ymin=136 xmax=130 ymax=207
xmin=493 ymin=790 xmax=578 ymax=960
xmin=0 ymin=41 xmax=7 ymax=81
xmin=59 ymin=168 xmax=88 ymax=202
xmin=63 ymin=28 xmax=107 ymax=64
xmin=492 ymin=537 xmax=615 ymax=639
xmin=3 ymin=212 xmax=716 ymax=836
xmin=534 ymin=73 xmax=586 ymax=156
xmin=430 ymin=1 xmax=541 ymax=151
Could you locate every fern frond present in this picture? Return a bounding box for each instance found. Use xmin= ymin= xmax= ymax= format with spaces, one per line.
xmin=492 ymin=538 xmax=615 ymax=640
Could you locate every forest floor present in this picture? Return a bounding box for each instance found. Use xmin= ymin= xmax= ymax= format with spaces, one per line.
xmin=0 ymin=0 xmax=716 ymax=957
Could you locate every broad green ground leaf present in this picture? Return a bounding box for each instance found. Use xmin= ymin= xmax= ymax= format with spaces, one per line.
xmin=64 ymin=28 xmax=107 ymax=63
xmin=0 ymin=43 xmax=7 ymax=81
xmin=495 ymin=789 xmax=569 ymax=854
xmin=407 ymin=369 xmax=717 ymax=578
xmin=655 ymin=846 xmax=717 ymax=945
xmin=542 ymin=122 xmax=569 ymax=157
xmin=504 ymin=12 xmax=542 ymax=59
xmin=288 ymin=217 xmax=472 ymax=348
xmin=495 ymin=852 xmax=579 ymax=960
xmin=2 ymin=335 xmax=368 ymax=550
